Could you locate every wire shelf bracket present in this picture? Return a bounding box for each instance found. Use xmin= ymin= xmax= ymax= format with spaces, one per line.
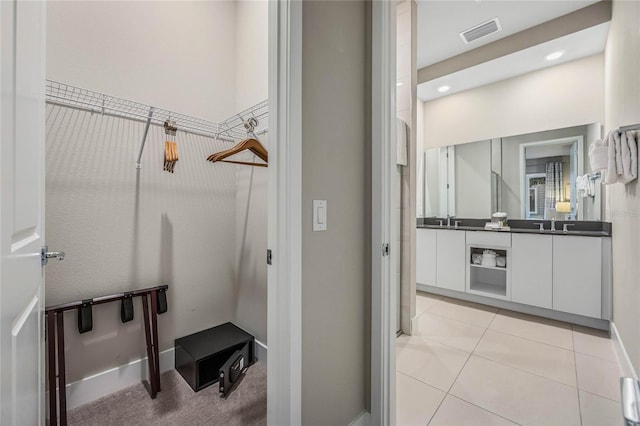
xmin=136 ymin=107 xmax=155 ymax=169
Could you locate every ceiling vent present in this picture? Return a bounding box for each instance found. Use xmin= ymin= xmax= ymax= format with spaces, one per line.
xmin=459 ymin=18 xmax=502 ymax=44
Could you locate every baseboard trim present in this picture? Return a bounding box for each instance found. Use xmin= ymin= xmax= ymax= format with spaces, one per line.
xmin=255 ymin=339 xmax=268 ymax=364
xmin=611 ymin=322 xmax=637 ymax=379
xmin=62 ymin=339 xmax=268 ymax=411
xmin=349 ymin=410 xmax=371 ymax=426
xmin=62 ymin=347 xmax=175 ymax=410
xmin=410 ymin=315 xmax=420 ymax=336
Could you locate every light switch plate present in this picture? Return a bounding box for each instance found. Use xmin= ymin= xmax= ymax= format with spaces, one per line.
xmin=313 ymin=200 xmax=327 ymax=231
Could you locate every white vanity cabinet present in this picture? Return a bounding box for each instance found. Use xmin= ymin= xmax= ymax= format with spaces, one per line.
xmin=465 ymin=231 xmax=511 ymax=300
xmin=436 ymin=230 xmax=466 ymax=291
xmin=552 ymin=235 xmax=604 ymax=318
xmin=511 ymin=233 xmax=553 ymax=309
xmin=416 ymin=229 xmax=437 ymax=286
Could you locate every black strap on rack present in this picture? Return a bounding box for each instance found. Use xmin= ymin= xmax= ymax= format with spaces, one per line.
xmin=121 ymin=292 xmax=134 ymax=323
xmin=77 ymin=299 xmax=93 ymax=333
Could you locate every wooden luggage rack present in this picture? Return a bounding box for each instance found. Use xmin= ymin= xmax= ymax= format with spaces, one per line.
xmin=45 ymin=284 xmax=168 ymax=426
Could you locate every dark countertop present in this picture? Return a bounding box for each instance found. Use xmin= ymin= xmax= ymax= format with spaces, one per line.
xmin=417 ymin=218 xmax=612 ymax=237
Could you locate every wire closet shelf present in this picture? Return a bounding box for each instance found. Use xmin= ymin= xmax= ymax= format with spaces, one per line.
xmin=46 ymin=80 xmax=268 ymax=167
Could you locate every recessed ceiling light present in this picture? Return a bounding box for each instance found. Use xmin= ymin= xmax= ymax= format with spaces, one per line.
xmin=397 ymin=82 xmax=403 ymax=86
xmin=437 ymin=85 xmax=450 ymax=93
xmin=545 ymin=50 xmax=565 ymax=61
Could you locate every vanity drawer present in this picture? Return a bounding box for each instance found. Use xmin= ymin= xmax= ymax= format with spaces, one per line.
xmin=466 ymin=231 xmax=511 ymax=247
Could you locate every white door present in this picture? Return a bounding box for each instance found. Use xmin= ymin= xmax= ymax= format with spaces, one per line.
xmin=0 ymin=1 xmax=47 ymax=425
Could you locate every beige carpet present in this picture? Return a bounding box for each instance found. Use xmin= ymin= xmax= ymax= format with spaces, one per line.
xmin=67 ymin=362 xmax=267 ymax=425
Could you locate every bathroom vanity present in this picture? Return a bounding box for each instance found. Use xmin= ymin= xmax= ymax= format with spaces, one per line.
xmin=416 ymin=218 xmax=612 ymax=330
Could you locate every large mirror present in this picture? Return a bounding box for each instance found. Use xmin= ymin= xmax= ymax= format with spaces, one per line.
xmin=422 ymin=123 xmax=603 ymax=221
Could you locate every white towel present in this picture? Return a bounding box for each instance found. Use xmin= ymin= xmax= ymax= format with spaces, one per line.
xmin=588 ymin=138 xmax=608 ymax=172
xmin=396 ymin=118 xmax=408 ymax=166
xmin=576 ymin=174 xmax=595 ymax=198
xmin=615 ymin=131 xmax=624 ymax=179
xmin=619 ymin=131 xmax=638 ymax=184
xmin=604 ymin=131 xmax=619 ymax=184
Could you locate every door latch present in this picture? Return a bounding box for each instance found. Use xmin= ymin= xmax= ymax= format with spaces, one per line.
xmin=382 ymin=243 xmax=390 ymax=256
xmin=41 ymin=246 xmax=65 ymax=266
xmin=267 ymin=249 xmax=272 ymax=265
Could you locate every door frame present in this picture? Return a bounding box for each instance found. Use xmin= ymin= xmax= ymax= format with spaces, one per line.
xmin=267 ymin=1 xmax=394 ymax=424
xmin=371 ymin=0 xmax=396 ymax=425
xmin=267 ymin=0 xmax=302 ymax=425
xmin=519 ymin=136 xmax=584 ymax=220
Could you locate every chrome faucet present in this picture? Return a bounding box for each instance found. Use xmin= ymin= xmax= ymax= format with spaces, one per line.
xmin=437 ymin=219 xmax=444 ymax=227
xmin=447 ymin=216 xmax=453 ymax=229
xmin=533 ymin=222 xmax=545 ymax=232
xmin=551 ymin=218 xmax=556 ymax=232
xmin=454 ymin=220 xmax=462 ymax=229
xmin=563 ymin=223 xmax=575 ymax=233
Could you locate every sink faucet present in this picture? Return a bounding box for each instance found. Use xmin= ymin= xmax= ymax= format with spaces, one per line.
xmin=454 ymin=220 xmax=462 ymax=229
xmin=447 ymin=216 xmax=454 ymax=229
xmin=563 ymin=223 xmax=575 ymax=233
xmin=533 ymin=222 xmax=545 ymax=232
xmin=551 ymin=218 xmax=556 ymax=232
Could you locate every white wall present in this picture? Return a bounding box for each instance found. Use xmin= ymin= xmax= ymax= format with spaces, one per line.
xmin=45 ymin=107 xmax=238 ymax=383
xmin=423 ymin=54 xmax=605 ymax=148
xmin=233 ymin=0 xmax=269 ymax=346
xmin=47 ymin=1 xmax=237 ymax=121
xmin=45 ymin=1 xmax=266 ymax=384
xmin=416 ymin=99 xmax=425 ymax=217
xmin=604 ymin=0 xmax=640 ymax=374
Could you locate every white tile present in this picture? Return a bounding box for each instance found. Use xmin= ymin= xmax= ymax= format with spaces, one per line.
xmin=474 ymin=329 xmax=577 ymax=386
xmin=397 ymin=336 xmax=470 ymax=392
xmin=396 ymin=335 xmax=428 ymax=375
xmin=418 ymin=312 xmax=486 ymax=353
xmin=573 ymin=325 xmax=618 ymax=362
xmin=450 ymin=356 xmax=580 ymax=426
xmin=396 ymin=372 xmax=445 ymax=426
xmin=426 ymin=298 xmax=497 ymax=328
xmin=579 ymin=390 xmax=623 ymax=426
xmin=489 ymin=310 xmax=573 ymax=350
xmin=429 ymin=395 xmax=517 ymax=426
xmin=575 ymin=352 xmax=622 ymax=401
xmin=416 ymin=291 xmax=440 ymax=315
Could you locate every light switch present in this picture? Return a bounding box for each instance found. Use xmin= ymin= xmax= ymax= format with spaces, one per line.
xmin=313 ymin=200 xmax=327 ymax=231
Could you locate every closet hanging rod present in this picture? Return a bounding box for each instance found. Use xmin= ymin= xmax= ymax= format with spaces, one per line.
xmin=45 ymin=80 xmax=268 ymax=144
xmin=620 ymin=124 xmax=640 ymax=133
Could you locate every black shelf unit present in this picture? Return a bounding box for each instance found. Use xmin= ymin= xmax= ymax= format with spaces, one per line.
xmin=175 ymin=322 xmax=255 ymax=392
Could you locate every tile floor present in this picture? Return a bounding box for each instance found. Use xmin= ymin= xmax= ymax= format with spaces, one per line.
xmin=396 ymin=291 xmax=624 ymax=426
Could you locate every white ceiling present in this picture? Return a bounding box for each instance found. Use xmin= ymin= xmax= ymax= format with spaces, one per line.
xmin=417 ymin=22 xmax=609 ymax=102
xmin=417 ymin=0 xmax=601 ymax=69
xmin=416 ymin=0 xmax=608 ymax=102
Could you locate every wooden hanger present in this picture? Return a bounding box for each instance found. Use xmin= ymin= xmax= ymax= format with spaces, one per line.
xmin=207 ymin=138 xmax=268 ymax=167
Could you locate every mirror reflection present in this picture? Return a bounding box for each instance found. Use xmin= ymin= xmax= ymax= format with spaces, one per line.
xmin=423 ymin=123 xmax=602 ymax=221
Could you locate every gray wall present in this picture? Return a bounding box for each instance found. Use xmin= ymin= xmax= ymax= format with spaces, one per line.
xmin=605 ymin=0 xmax=640 ymax=374
xmin=455 ymin=140 xmax=492 ymax=218
xmin=301 ymin=1 xmax=368 ymax=423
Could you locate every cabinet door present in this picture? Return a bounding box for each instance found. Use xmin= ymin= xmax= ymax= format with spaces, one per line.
xmin=553 ymin=236 xmax=601 ymax=318
xmin=416 ymin=229 xmax=437 ymax=286
xmin=436 ymin=230 xmax=466 ymax=291
xmin=511 ymin=234 xmax=552 ymax=309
